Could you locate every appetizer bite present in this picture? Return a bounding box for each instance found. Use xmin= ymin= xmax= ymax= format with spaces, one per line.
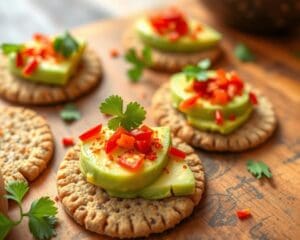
xmin=152 ymin=60 xmax=276 ymax=151
xmin=0 ymin=32 xmax=102 ymax=105
xmin=57 ymin=96 xmax=205 ymax=238
xmin=0 ymin=106 xmax=54 ymax=185
xmin=123 ymin=7 xmax=222 ymax=72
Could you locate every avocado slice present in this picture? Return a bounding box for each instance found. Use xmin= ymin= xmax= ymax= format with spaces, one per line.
xmin=170 ymin=73 xmax=253 ymax=134
xmin=8 ymin=39 xmax=86 ymax=86
xmin=135 ymin=18 xmax=221 ymax=53
xmin=107 ymin=156 xmax=195 ymax=200
xmin=80 ymin=127 xmax=171 ymax=193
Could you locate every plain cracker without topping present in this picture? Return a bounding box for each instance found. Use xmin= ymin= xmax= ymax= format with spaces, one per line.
xmin=0 ymin=106 xmax=54 ymax=185
xmin=123 ymin=29 xmax=222 ymax=72
xmin=57 ymin=138 xmax=205 ymax=239
xmin=152 ymin=84 xmax=277 ymax=152
xmin=0 ymin=48 xmax=102 ymax=105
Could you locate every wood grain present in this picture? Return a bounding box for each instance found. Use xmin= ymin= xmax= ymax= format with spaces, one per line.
xmin=2 ymin=0 xmax=300 ymax=239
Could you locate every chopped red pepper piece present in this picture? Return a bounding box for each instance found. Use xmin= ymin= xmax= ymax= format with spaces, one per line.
xmin=79 ymin=124 xmax=102 ymax=141
xmin=117 ymin=153 xmax=145 ymax=171
xmin=23 ymin=58 xmax=39 ymax=75
xmin=236 ymin=209 xmax=251 ymax=220
xmin=169 ymin=147 xmax=186 ymax=159
xmin=146 ymin=151 xmax=157 ymax=161
xmin=105 ymin=127 xmax=127 ymax=154
xmin=215 ymin=110 xmax=224 ymax=125
xmin=131 ymin=130 xmax=152 ymax=141
xmin=62 ymin=137 xmax=74 ymax=147
xmin=15 ymin=52 xmax=24 ymax=68
xmin=179 ymin=95 xmax=199 ymax=110
xmin=135 ymin=140 xmax=152 ymax=154
xmin=211 ymin=89 xmax=229 ymax=105
xmin=33 ymin=33 xmax=50 ymax=44
xmin=249 ymin=92 xmax=258 ymax=105
xmin=116 ymin=133 xmax=135 ymax=149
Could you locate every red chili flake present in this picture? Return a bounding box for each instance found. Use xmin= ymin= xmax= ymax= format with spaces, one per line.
xmin=229 ymin=114 xmax=236 ymax=121
xmin=146 ymin=152 xmax=157 ymax=161
xmin=215 ymin=110 xmax=224 ymax=125
xmin=249 ymin=92 xmax=258 ymax=105
xmin=62 ymin=137 xmax=74 ymax=147
xmin=236 ymin=209 xmax=251 ymax=220
xmin=169 ymin=147 xmax=186 ymax=159
xmin=23 ymin=58 xmax=39 ymax=75
xmin=110 ymin=48 xmax=119 ymax=58
xmin=15 ymin=52 xmax=24 ymax=68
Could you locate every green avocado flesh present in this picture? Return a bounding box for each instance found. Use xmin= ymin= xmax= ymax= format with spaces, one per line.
xmin=107 ymin=157 xmax=195 ymax=200
xmin=135 ymin=18 xmax=221 ymax=53
xmin=80 ymin=127 xmax=171 ymax=193
xmin=171 ymin=73 xmax=253 ymax=134
xmin=8 ymin=40 xmax=86 ymax=86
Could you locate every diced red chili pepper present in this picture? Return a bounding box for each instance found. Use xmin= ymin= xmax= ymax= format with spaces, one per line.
xmin=249 ymin=92 xmax=258 ymax=105
xmin=117 ymin=153 xmax=144 ymax=171
xmin=15 ymin=52 xmax=24 ymax=68
xmin=135 ymin=140 xmax=152 ymax=154
xmin=116 ymin=133 xmax=135 ymax=149
xmin=211 ymin=89 xmax=229 ymax=105
xmin=33 ymin=33 xmax=50 ymax=44
xmin=131 ymin=130 xmax=152 ymax=141
xmin=169 ymin=147 xmax=186 ymax=159
xmin=105 ymin=127 xmax=127 ymax=154
xmin=62 ymin=137 xmax=74 ymax=147
xmin=179 ymin=95 xmax=199 ymax=111
xmin=215 ymin=110 xmax=224 ymax=125
xmin=79 ymin=124 xmax=102 ymax=141
xmin=22 ymin=47 xmax=36 ymax=57
xmin=216 ymin=69 xmax=228 ymax=88
xmin=229 ymin=114 xmax=236 ymax=121
xmin=229 ymin=71 xmax=244 ymax=93
xmin=23 ymin=58 xmax=39 ymax=75
xmin=236 ymin=209 xmax=251 ymax=220
xmin=193 ymin=81 xmax=208 ymax=93
xmin=146 ymin=151 xmax=157 ymax=161
xmin=110 ymin=49 xmax=119 ymax=58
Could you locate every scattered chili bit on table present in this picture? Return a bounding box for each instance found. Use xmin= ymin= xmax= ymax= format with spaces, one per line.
xmin=236 ymin=209 xmax=251 ymax=220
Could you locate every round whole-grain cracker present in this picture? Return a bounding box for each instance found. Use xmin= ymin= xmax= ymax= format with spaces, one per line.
xmin=123 ymin=28 xmax=222 ymax=73
xmin=0 ymin=48 xmax=102 ymax=105
xmin=152 ymin=83 xmax=277 ymax=152
xmin=57 ymin=138 xmax=205 ymax=239
xmin=0 ymin=106 xmax=54 ymax=185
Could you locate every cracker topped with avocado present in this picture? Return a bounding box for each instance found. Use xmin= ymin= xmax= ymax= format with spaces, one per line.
xmin=0 ymin=32 xmax=102 ymax=105
xmin=152 ymin=59 xmax=277 ymax=152
xmin=123 ymin=7 xmax=222 ymax=72
xmin=57 ymin=95 xmax=205 ymax=238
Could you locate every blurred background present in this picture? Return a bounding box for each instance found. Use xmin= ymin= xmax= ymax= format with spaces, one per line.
xmin=0 ymin=0 xmax=173 ymax=42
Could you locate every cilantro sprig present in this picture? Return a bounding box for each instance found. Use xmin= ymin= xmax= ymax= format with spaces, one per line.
xmin=234 ymin=43 xmax=255 ymax=62
xmin=247 ymin=160 xmax=272 ymax=179
xmin=53 ymin=32 xmax=79 ymax=58
xmin=124 ymin=47 xmax=152 ymax=82
xmin=60 ymin=103 xmax=81 ymax=122
xmin=1 ymin=43 xmax=24 ymax=55
xmin=182 ymin=58 xmax=211 ymax=82
xmin=99 ymin=95 xmax=146 ymax=131
xmin=0 ymin=181 xmax=58 ymax=240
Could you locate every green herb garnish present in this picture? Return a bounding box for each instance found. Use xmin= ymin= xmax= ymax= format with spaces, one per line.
xmin=247 ymin=160 xmax=272 ymax=179
xmin=0 ymin=43 xmax=24 ymax=55
xmin=125 ymin=47 xmax=152 ymax=82
xmin=53 ymin=32 xmax=79 ymax=58
xmin=182 ymin=58 xmax=211 ymax=81
xmin=234 ymin=43 xmax=255 ymax=62
xmin=100 ymin=95 xmax=146 ymax=131
xmin=60 ymin=103 xmax=81 ymax=122
xmin=0 ymin=181 xmax=58 ymax=240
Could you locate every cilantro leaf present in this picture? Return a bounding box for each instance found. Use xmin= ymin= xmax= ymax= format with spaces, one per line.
xmin=247 ymin=160 xmax=272 ymax=179
xmin=182 ymin=59 xmax=211 ymax=82
xmin=53 ymin=32 xmax=79 ymax=58
xmin=28 ymin=197 xmax=57 ymax=240
xmin=234 ymin=43 xmax=255 ymax=62
xmin=197 ymin=58 xmax=211 ymax=70
xmin=5 ymin=181 xmax=29 ymax=204
xmin=100 ymin=95 xmax=123 ymax=116
xmin=124 ymin=47 xmax=152 ymax=82
xmin=99 ymin=95 xmax=146 ymax=131
xmin=28 ymin=216 xmax=57 ymax=240
xmin=60 ymin=103 xmax=81 ymax=122
xmin=122 ymin=102 xmax=146 ymax=131
xmin=29 ymin=197 xmax=57 ymax=218
xmin=0 ymin=214 xmax=14 ymax=240
xmin=1 ymin=43 xmax=24 ymax=55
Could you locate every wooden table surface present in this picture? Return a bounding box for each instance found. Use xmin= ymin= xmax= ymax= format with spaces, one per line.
xmin=3 ymin=0 xmax=300 ymax=239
